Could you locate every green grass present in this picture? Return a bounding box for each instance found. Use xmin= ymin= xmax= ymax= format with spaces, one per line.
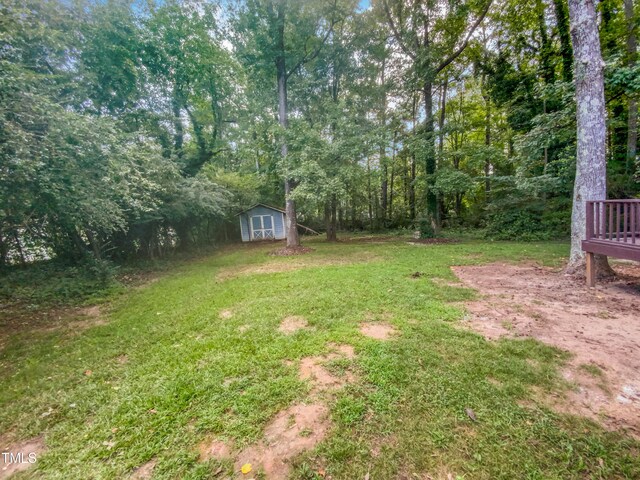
xmin=1 ymin=238 xmax=638 ymax=479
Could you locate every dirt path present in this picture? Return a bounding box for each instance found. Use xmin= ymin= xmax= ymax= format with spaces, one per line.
xmin=452 ymin=261 xmax=640 ymax=437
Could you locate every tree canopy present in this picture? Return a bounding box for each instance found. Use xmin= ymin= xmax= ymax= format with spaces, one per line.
xmin=1 ymin=0 xmax=638 ymax=266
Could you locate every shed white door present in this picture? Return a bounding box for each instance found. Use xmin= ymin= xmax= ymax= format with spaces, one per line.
xmin=250 ymin=215 xmax=275 ymax=240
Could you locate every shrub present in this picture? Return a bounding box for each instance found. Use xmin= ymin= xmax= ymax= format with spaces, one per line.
xmin=418 ymin=216 xmax=436 ymax=238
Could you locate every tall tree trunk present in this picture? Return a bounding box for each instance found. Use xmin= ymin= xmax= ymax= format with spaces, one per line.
xmin=325 ymin=196 xmax=337 ymax=242
xmin=380 ymin=57 xmax=388 ymax=223
xmin=409 ymin=96 xmax=417 ymax=222
xmin=325 ymin=195 xmax=337 ymax=241
xmin=423 ymin=82 xmax=438 ymax=228
xmin=625 ymin=0 xmax=638 ymax=174
xmin=439 ymin=78 xmax=448 ymax=154
xmin=185 ymin=107 xmax=209 ymax=174
xmin=389 ymin=131 xmax=397 ymax=221
xmin=172 ymin=95 xmax=183 ymax=157
xmin=0 ymin=230 xmax=7 ymax=268
xmin=367 ymin=155 xmax=373 ymax=230
xmin=275 ymin=2 xmax=300 ymax=248
xmin=567 ymin=0 xmax=612 ymax=275
xmin=483 ymin=79 xmax=492 ymax=202
xmin=13 ymin=231 xmax=26 ymax=265
xmin=553 ymin=0 xmax=573 ymax=82
xmin=538 ymin=1 xmax=555 ymax=83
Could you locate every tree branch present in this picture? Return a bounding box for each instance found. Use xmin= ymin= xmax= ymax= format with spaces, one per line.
xmin=286 ymin=0 xmax=339 ymax=80
xmin=382 ymin=0 xmax=417 ymax=60
xmin=436 ymin=0 xmax=493 ymax=74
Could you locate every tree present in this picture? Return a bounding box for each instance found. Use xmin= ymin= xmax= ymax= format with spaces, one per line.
xmin=625 ymin=0 xmax=637 ymax=173
xmin=382 ymin=0 xmax=493 ymax=229
xmin=566 ymin=0 xmax=612 ymax=274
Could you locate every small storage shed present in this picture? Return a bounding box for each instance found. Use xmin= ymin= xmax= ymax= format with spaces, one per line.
xmin=237 ymin=204 xmax=287 ymax=242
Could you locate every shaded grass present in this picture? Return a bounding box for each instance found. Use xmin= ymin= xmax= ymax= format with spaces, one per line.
xmin=1 ymin=238 xmax=638 ymax=479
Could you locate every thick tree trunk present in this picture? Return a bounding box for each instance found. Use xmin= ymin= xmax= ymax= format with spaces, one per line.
xmin=625 ymin=0 xmax=638 ymax=174
xmin=567 ymin=0 xmax=613 ymax=275
xmin=275 ymin=2 xmax=300 ymax=248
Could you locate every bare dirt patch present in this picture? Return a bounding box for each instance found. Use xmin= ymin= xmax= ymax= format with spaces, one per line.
xmin=298 ymin=344 xmax=357 ymax=395
xmin=359 ymin=322 xmax=398 ymax=340
xmin=129 ymin=458 xmax=157 ymax=479
xmin=279 ymin=316 xmax=308 ymax=334
xmin=340 ymin=235 xmax=402 ymax=243
xmin=269 ymin=246 xmax=314 ymax=256
xmin=202 ymin=344 xmax=356 ymax=478
xmin=198 ymin=438 xmax=233 ymax=461
xmin=0 ymin=436 xmax=45 ymax=479
xmin=234 ymin=402 xmax=329 ymax=479
xmin=407 ymin=238 xmax=457 ymax=245
xmin=219 ymin=309 xmax=233 ymax=320
xmin=215 ymin=252 xmax=378 ymax=281
xmin=330 ymin=343 xmax=356 ymax=359
xmin=453 ymin=262 xmax=640 ymax=436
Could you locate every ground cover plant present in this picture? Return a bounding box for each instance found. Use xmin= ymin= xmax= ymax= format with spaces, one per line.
xmin=1 ymin=238 xmax=639 ymax=479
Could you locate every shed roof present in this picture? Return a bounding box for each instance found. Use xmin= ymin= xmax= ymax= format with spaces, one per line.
xmin=235 ymin=203 xmax=286 ymax=216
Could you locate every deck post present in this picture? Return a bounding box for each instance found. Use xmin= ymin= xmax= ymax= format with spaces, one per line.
xmin=586 ymin=252 xmax=596 ymax=288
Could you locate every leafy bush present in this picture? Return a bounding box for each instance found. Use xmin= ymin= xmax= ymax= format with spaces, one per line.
xmin=0 ymin=258 xmax=120 ymax=307
xmin=485 ymin=193 xmax=571 ymax=241
xmin=418 ymin=217 xmax=436 ymax=238
xmin=485 ymin=209 xmax=551 ymax=241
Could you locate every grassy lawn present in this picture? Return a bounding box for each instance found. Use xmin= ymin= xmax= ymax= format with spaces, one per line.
xmin=1 ymin=237 xmax=639 ymax=479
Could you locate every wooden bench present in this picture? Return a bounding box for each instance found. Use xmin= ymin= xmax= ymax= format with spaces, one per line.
xmin=582 ymin=199 xmax=640 ymax=287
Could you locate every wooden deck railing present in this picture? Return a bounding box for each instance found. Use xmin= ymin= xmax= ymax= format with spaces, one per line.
xmin=582 ymin=199 xmax=640 ymax=286
xmin=586 ymin=199 xmax=640 ymax=244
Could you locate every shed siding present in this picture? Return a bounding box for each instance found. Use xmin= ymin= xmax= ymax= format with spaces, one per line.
xmin=239 ymin=205 xmax=286 ymax=242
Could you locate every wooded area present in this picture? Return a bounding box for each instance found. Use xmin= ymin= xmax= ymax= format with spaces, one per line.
xmin=1 ymin=0 xmax=638 ymax=267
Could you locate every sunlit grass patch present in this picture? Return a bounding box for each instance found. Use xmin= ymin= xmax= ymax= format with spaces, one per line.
xmin=1 ymin=239 xmax=638 ymax=479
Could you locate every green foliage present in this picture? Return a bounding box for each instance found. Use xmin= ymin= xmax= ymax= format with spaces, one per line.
xmin=418 ymin=217 xmax=436 ymax=238
xmin=0 ymin=258 xmax=120 ymax=307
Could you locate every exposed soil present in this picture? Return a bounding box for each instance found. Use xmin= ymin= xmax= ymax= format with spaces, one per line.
xmin=340 ymin=235 xmax=402 ymax=243
xmin=269 ymin=246 xmax=314 ymax=256
xmin=299 ymin=352 xmax=355 ymax=395
xmin=359 ymin=322 xmax=398 ymax=340
xmin=279 ymin=316 xmax=308 ymax=334
xmin=407 ymin=238 xmax=457 ymax=245
xmin=199 ymin=344 xmax=356 ymax=478
xmin=0 ymin=435 xmax=45 ymax=480
xmin=234 ymin=403 xmax=330 ymax=479
xmin=219 ymin=309 xmax=233 ymax=320
xmin=198 ymin=439 xmax=233 ymax=461
xmin=453 ymin=261 xmax=640 ymax=436
xmin=129 ymin=458 xmax=157 ymax=479
xmin=215 ymin=252 xmax=378 ymax=281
